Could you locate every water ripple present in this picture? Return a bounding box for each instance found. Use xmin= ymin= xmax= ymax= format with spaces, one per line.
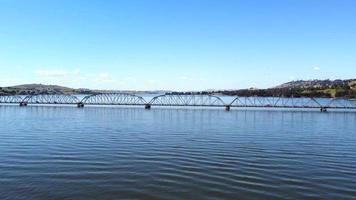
xmin=0 ymin=106 xmax=356 ymax=199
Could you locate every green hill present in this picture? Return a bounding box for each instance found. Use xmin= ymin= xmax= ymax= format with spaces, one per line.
xmin=0 ymin=84 xmax=76 ymax=95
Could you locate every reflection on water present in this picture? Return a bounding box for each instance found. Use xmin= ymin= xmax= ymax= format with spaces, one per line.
xmin=0 ymin=106 xmax=356 ymax=200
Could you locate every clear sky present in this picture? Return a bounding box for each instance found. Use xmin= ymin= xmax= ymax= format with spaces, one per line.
xmin=0 ymin=0 xmax=355 ymax=91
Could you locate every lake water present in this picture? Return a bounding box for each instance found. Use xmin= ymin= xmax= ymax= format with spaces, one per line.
xmin=0 ymin=106 xmax=356 ymax=200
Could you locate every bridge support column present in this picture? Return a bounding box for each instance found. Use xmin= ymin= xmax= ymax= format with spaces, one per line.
xmin=145 ymin=104 xmax=151 ymax=109
xmin=19 ymin=102 xmax=27 ymax=107
xmin=225 ymin=105 xmax=231 ymax=111
xmin=77 ymin=102 xmax=84 ymax=108
xmin=320 ymin=107 xmax=327 ymax=112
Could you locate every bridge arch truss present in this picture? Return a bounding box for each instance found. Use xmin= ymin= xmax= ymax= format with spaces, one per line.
xmin=0 ymin=93 xmax=355 ymax=111
xmin=229 ymin=96 xmax=322 ymax=108
xmin=22 ymin=94 xmax=80 ymax=104
xmin=149 ymin=94 xmax=225 ymax=107
xmin=229 ymin=96 xmax=356 ymax=109
xmin=80 ymin=93 xmax=147 ymax=105
xmin=0 ymin=95 xmax=23 ymax=104
xmin=324 ymin=98 xmax=356 ymax=109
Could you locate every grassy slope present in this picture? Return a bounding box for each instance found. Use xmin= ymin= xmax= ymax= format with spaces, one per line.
xmin=0 ymin=84 xmax=75 ymax=95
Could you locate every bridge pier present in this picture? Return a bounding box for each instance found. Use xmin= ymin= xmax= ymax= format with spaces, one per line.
xmin=320 ymin=107 xmax=327 ymax=112
xmin=77 ymin=102 xmax=84 ymax=108
xmin=225 ymin=105 xmax=231 ymax=111
xmin=19 ymin=102 xmax=27 ymax=107
xmin=145 ymin=104 xmax=151 ymax=109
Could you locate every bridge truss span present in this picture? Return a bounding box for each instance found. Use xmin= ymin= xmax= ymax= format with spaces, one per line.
xmin=0 ymin=95 xmax=23 ymax=104
xmin=0 ymin=93 xmax=355 ymax=111
xmin=325 ymin=98 xmax=356 ymax=109
xmin=22 ymin=94 xmax=80 ymax=105
xmin=229 ymin=96 xmax=322 ymax=108
xmin=149 ymin=94 xmax=226 ymax=107
xmin=228 ymin=96 xmax=356 ymax=110
xmin=80 ymin=93 xmax=147 ymax=105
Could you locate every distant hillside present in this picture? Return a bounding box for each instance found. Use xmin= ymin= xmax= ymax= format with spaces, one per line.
xmin=0 ymin=84 xmax=169 ymax=95
xmin=176 ymin=79 xmax=356 ymax=99
xmin=0 ymin=84 xmax=76 ymax=95
xmin=275 ymin=79 xmax=356 ymax=89
xmin=1 ymin=79 xmax=355 ymax=98
xmin=174 ymin=79 xmax=356 ymax=99
xmin=272 ymin=79 xmax=356 ymax=98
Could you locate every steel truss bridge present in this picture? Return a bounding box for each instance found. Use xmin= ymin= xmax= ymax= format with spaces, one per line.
xmin=0 ymin=93 xmax=355 ymax=112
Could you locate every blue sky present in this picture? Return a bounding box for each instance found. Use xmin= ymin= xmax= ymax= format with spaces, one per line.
xmin=0 ymin=0 xmax=355 ymax=90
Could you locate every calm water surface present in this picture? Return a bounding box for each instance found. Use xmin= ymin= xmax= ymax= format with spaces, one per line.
xmin=0 ymin=106 xmax=356 ymax=200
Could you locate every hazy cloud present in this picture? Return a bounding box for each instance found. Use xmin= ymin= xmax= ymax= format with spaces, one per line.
xmin=35 ymin=68 xmax=82 ymax=78
xmin=94 ymin=72 xmax=117 ymax=83
xmin=179 ymin=76 xmax=207 ymax=82
xmin=313 ymin=66 xmax=320 ymax=71
xmin=179 ymin=76 xmax=189 ymax=80
xmin=124 ymin=77 xmax=137 ymax=81
xmin=147 ymin=79 xmax=157 ymax=84
xmin=73 ymin=68 xmax=80 ymax=75
xmin=35 ymin=69 xmax=68 ymax=77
